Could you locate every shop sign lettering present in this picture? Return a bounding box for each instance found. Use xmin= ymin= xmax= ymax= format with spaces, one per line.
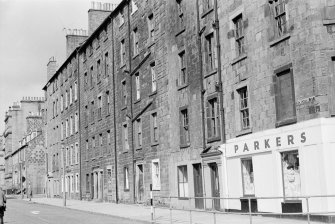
xmin=234 ymin=132 xmax=306 ymax=154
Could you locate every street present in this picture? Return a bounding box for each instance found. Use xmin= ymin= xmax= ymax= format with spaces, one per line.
xmin=4 ymin=198 xmax=148 ymax=224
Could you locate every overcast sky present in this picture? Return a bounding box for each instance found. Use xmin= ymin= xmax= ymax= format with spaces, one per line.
xmin=0 ymin=0 xmax=119 ymax=132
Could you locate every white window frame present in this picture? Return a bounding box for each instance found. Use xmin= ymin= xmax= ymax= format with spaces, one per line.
xmin=70 ymin=86 xmax=73 ymax=105
xmin=152 ymin=159 xmax=161 ymax=190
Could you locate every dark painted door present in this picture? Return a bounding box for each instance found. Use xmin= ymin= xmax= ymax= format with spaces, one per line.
xmin=91 ymin=173 xmax=94 ymax=200
xmin=210 ymin=163 xmax=220 ymax=210
xmin=193 ymin=164 xmax=204 ymax=209
xmin=137 ymin=165 xmax=144 ymax=202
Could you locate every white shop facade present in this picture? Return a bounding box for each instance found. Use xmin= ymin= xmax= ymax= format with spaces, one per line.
xmin=221 ymin=117 xmax=335 ymax=213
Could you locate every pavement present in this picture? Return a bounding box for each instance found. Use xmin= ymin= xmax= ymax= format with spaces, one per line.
xmin=22 ymin=197 xmax=330 ymax=224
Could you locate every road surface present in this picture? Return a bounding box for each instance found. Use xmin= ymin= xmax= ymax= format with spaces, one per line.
xmin=4 ymin=198 xmax=148 ymax=224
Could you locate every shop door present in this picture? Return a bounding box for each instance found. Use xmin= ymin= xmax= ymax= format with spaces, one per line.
xmin=210 ymin=163 xmax=220 ymax=210
xmin=137 ymin=164 xmax=144 ymax=202
xmin=193 ymin=164 xmax=204 ymax=209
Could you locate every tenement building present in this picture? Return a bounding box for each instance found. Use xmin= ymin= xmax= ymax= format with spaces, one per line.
xmin=3 ymin=97 xmax=45 ymax=194
xmin=41 ymin=0 xmax=335 ymax=216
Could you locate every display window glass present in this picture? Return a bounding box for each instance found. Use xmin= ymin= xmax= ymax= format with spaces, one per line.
xmin=241 ymin=158 xmax=255 ymax=196
xmin=281 ymin=150 xmax=301 ymax=199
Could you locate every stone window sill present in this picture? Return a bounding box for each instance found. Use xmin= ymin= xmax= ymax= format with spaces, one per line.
xmin=132 ymin=54 xmax=139 ymax=60
xmin=231 ymin=54 xmax=247 ymax=66
xmin=275 ymin=117 xmax=297 ymax=128
xmin=121 ymin=106 xmax=127 ymax=111
xmin=134 ymin=99 xmax=141 ymax=104
xmin=269 ymin=33 xmax=291 ymax=47
xmin=201 ymin=8 xmax=214 ymax=18
xmin=204 ymin=69 xmax=217 ymax=78
xmin=236 ymin=127 xmax=252 ymax=137
xmin=149 ymin=91 xmax=157 ymax=97
xmin=180 ymin=143 xmax=190 ymax=149
xmin=323 ymin=19 xmax=335 ymax=25
xmin=177 ymin=83 xmax=188 ymax=91
xmin=207 ymin=136 xmax=220 ymax=143
xmin=151 ymin=142 xmax=159 ymax=147
xmin=175 ymin=27 xmax=186 ymax=37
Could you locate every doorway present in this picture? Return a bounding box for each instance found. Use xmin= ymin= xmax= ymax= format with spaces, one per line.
xmin=209 ymin=163 xmax=220 ymax=210
xmin=193 ymin=163 xmax=204 ymax=209
xmin=136 ymin=164 xmax=144 ymax=202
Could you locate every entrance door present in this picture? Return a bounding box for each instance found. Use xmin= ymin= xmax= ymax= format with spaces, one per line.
xmin=193 ymin=164 xmax=204 ymax=209
xmin=210 ymin=163 xmax=220 ymax=210
xmin=90 ymin=173 xmax=94 ymax=200
xmin=136 ymin=164 xmax=144 ymax=202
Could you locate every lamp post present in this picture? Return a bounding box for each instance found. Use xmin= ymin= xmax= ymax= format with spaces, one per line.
xmin=61 ymin=143 xmax=66 ymax=207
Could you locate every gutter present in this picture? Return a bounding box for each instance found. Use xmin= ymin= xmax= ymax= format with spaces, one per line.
xmin=213 ymin=0 xmax=226 ymax=143
xmin=196 ymin=0 xmax=207 ymax=208
xmin=126 ymin=0 xmax=136 ymax=203
xmin=109 ymin=14 xmax=119 ymax=204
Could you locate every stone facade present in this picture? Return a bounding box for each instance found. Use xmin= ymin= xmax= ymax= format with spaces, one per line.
xmin=3 ymin=98 xmax=44 ymax=193
xmin=40 ymin=0 xmax=335 ymax=211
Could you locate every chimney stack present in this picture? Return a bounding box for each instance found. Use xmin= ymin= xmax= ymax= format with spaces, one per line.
xmin=47 ymin=57 xmax=57 ymax=81
xmin=88 ymin=2 xmax=116 ymax=35
xmin=65 ymin=29 xmax=88 ymax=57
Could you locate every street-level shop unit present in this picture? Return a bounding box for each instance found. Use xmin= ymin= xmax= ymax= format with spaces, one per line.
xmin=222 ymin=117 xmax=335 ymax=214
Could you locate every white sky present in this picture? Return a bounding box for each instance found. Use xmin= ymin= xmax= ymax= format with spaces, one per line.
xmin=0 ymin=0 xmax=119 ymax=132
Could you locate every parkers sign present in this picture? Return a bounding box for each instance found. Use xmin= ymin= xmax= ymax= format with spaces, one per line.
xmin=226 ymin=132 xmax=307 ymax=157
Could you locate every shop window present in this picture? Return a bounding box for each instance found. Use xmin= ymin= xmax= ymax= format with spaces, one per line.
xmin=241 ymin=158 xmax=255 ymax=196
xmin=152 ymin=159 xmax=160 ymax=190
xmin=178 ymin=165 xmax=188 ymax=198
xmin=281 ymin=150 xmax=300 ymax=198
xmin=275 ymin=66 xmax=296 ymax=126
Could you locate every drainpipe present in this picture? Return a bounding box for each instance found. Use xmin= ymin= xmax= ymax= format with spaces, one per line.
xmin=196 ymin=0 xmax=207 ymax=207
xmin=126 ymin=0 xmax=136 ymax=203
xmin=110 ymin=14 xmax=119 ymax=204
xmin=76 ymin=48 xmax=82 ymax=200
xmin=213 ymin=0 xmax=225 ymax=143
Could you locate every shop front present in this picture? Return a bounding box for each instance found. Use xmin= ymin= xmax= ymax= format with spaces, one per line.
xmin=223 ymin=117 xmax=335 ymax=213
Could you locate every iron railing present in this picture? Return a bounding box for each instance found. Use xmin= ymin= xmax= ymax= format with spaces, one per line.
xmin=152 ymin=195 xmax=335 ymax=224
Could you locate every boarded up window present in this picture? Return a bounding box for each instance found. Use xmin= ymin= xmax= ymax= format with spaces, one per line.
xmin=275 ymin=68 xmax=296 ymax=125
